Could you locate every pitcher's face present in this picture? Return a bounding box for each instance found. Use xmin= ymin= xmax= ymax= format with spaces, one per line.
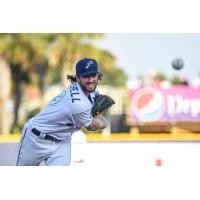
xmin=77 ymin=73 xmax=99 ymax=95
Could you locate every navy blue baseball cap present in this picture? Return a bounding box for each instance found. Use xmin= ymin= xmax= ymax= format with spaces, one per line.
xmin=76 ymin=58 xmax=100 ymax=77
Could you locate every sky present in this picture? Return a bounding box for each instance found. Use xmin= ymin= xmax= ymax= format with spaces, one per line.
xmin=95 ymin=33 xmax=200 ymax=84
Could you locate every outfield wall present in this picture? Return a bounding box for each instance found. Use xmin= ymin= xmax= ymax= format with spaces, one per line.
xmin=1 ymin=132 xmax=200 ymax=143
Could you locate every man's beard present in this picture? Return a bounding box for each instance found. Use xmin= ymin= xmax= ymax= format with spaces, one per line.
xmin=80 ymin=81 xmax=98 ymax=94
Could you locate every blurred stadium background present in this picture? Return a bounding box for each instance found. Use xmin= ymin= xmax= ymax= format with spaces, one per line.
xmin=0 ymin=33 xmax=200 ymax=166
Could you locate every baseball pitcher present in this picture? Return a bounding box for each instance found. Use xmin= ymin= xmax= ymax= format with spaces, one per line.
xmin=16 ymin=58 xmax=114 ymax=166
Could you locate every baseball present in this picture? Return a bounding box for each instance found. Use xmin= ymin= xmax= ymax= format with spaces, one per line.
xmin=172 ymin=58 xmax=184 ymax=70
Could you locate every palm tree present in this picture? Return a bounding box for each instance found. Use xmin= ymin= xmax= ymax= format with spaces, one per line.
xmin=27 ymin=34 xmax=59 ymax=107
xmin=0 ymin=34 xmax=33 ymax=131
xmin=47 ymin=33 xmax=104 ymax=86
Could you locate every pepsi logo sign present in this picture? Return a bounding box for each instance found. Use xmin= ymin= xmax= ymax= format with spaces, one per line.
xmin=131 ymin=87 xmax=165 ymax=122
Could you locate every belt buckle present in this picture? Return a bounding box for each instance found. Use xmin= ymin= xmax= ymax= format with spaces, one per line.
xmin=39 ymin=133 xmax=46 ymax=140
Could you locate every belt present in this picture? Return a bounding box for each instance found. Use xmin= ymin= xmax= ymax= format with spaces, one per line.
xmin=31 ymin=128 xmax=61 ymax=143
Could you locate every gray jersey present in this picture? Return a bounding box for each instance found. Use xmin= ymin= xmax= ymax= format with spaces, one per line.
xmin=29 ymin=82 xmax=97 ymax=140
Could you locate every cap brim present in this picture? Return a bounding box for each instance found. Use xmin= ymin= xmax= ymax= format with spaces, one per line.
xmin=78 ymin=71 xmax=100 ymax=77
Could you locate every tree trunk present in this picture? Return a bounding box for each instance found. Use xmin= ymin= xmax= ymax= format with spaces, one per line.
xmin=36 ymin=63 xmax=46 ymax=108
xmin=0 ymin=58 xmax=12 ymax=134
xmin=10 ymin=63 xmax=23 ymax=131
xmin=13 ymin=80 xmax=22 ymax=129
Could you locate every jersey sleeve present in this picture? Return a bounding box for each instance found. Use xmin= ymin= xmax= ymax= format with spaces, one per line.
xmin=72 ymin=109 xmax=93 ymax=128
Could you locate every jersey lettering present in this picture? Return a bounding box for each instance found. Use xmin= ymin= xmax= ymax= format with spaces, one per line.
xmin=70 ymin=84 xmax=80 ymax=103
xmin=72 ymin=98 xmax=81 ymax=103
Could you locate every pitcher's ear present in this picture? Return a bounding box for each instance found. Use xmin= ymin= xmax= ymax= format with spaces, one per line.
xmin=98 ymin=73 xmax=103 ymax=80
